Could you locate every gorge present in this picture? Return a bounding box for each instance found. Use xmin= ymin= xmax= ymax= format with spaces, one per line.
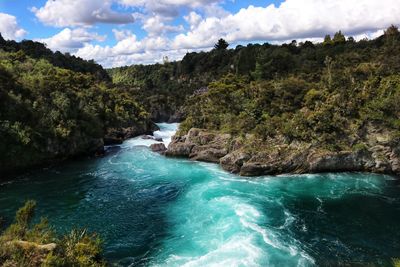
xmin=1 ymin=124 xmax=400 ymax=266
xmin=1 ymin=25 xmax=400 ymax=267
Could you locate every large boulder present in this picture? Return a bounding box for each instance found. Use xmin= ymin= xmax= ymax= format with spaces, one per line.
xmin=150 ymin=143 xmax=167 ymax=153
xmin=104 ymin=122 xmax=159 ymax=145
xmin=220 ymin=151 xmax=251 ymax=173
xmin=165 ymin=127 xmax=400 ymax=177
xmin=165 ymin=135 xmax=194 ymax=157
xmin=307 ymin=150 xmax=368 ymax=173
xmin=166 ymin=128 xmax=231 ymax=162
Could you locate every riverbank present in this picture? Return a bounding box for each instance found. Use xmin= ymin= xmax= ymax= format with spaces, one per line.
xmin=166 ymin=127 xmax=400 ymax=177
xmin=1 ymin=122 xmax=159 ymax=181
xmin=1 ymin=123 xmax=400 ymax=266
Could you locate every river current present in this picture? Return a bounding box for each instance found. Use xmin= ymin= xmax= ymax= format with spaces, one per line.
xmin=1 ymin=123 xmax=400 ymax=266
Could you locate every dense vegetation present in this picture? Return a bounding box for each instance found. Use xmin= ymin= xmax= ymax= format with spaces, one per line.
xmin=2 ymin=26 xmax=400 ymax=174
xmin=174 ymin=26 xmax=400 ymax=152
xmin=1 ymin=23 xmax=400 ymax=267
xmin=108 ymin=39 xmax=236 ymax=121
xmin=0 ymin=34 xmax=152 ymax=176
xmin=108 ymin=26 xmax=400 ymax=140
xmin=0 ymin=201 xmax=105 ymax=266
xmin=0 ymin=35 xmax=109 ymax=81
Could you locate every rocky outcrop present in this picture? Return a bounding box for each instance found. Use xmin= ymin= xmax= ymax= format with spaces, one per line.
xmin=104 ymin=122 xmax=159 ymax=145
xmin=150 ymin=143 xmax=167 ymax=153
xmin=2 ymin=121 xmax=159 ymax=179
xmin=142 ymin=135 xmax=163 ymax=142
xmin=166 ymin=126 xmax=400 ymax=176
xmin=165 ymin=128 xmax=231 ymax=162
xmin=150 ymin=108 xmax=184 ymax=123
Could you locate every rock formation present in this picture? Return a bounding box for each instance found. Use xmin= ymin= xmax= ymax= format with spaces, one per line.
xmin=166 ymin=124 xmax=400 ymax=176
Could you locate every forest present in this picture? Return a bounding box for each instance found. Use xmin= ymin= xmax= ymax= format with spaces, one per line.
xmin=109 ymin=28 xmax=400 ymax=149
xmin=178 ymin=28 xmax=400 ymax=152
xmin=2 ymin=26 xmax=400 ymax=175
xmin=0 ymin=34 xmax=153 ymax=175
xmin=1 ymin=25 xmax=400 ymax=266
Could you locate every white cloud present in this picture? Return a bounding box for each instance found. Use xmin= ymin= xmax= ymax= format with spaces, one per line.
xmin=37 ymin=28 xmax=106 ymax=53
xmin=0 ymin=13 xmax=27 ymax=40
xmin=143 ymin=16 xmax=184 ymax=36
xmin=173 ymin=0 xmax=400 ymax=49
xmin=32 ymin=0 xmax=135 ymax=27
xmin=30 ymin=0 xmax=400 ymax=67
xmin=119 ymin=0 xmax=222 ymax=15
xmin=113 ymin=29 xmax=133 ymax=41
xmin=74 ymin=31 xmax=190 ymax=67
xmin=184 ymin=12 xmax=202 ymax=30
xmin=352 ymin=29 xmax=385 ymax=41
xmin=75 ymin=30 xmax=176 ymax=67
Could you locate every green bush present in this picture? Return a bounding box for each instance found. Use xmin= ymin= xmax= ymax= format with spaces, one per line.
xmin=0 ymin=201 xmax=106 ymax=267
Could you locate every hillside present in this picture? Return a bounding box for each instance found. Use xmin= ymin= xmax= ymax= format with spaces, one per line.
xmin=0 ymin=35 xmax=156 ymax=176
xmin=165 ymin=27 xmax=400 ymax=176
xmin=2 ymin=26 xmax=400 ymax=177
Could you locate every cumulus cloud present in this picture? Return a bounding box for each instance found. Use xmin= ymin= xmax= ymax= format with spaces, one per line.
xmin=32 ymin=0 xmax=135 ymax=27
xmin=30 ymin=0 xmax=400 ymax=67
xmin=37 ymin=28 xmax=106 ymax=53
xmin=119 ymin=0 xmax=222 ymax=16
xmin=184 ymin=12 xmax=202 ymax=30
xmin=0 ymin=13 xmax=27 ymax=40
xmin=143 ymin=16 xmax=184 ymax=36
xmin=75 ymin=30 xmax=174 ymax=66
xmin=174 ymin=0 xmax=400 ymax=49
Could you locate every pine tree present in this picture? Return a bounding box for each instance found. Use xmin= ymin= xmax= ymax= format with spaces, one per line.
xmin=214 ymin=39 xmax=229 ymax=50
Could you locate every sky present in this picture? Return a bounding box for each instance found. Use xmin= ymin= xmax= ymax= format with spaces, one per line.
xmin=0 ymin=0 xmax=400 ymax=67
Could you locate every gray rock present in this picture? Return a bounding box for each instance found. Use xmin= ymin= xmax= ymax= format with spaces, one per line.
xmin=166 ymin=128 xmax=230 ymax=161
xmin=308 ymin=151 xmax=366 ymax=173
xmin=220 ymin=151 xmax=251 ymax=173
xmin=150 ymin=143 xmax=167 ymax=153
xmin=190 ymin=147 xmax=228 ymax=163
xmin=166 ymin=136 xmax=194 ymax=157
xmin=165 ymin=127 xmax=400 ymax=177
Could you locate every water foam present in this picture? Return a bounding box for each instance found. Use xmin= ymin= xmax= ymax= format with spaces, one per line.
xmin=110 ymin=122 xmax=179 ymax=150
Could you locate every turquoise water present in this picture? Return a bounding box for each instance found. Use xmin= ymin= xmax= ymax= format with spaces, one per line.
xmin=1 ymin=123 xmax=400 ymax=266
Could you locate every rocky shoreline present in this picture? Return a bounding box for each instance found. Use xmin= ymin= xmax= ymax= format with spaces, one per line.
xmin=165 ymin=126 xmax=400 ymax=177
xmin=104 ymin=122 xmax=159 ymax=146
xmin=1 ymin=122 xmax=159 ymax=179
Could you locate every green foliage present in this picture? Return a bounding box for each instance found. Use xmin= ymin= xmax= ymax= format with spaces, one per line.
xmin=214 ymin=38 xmax=229 ymax=50
xmin=323 ymin=35 xmax=333 ymax=46
xmin=333 ymin=31 xmax=346 ymax=44
xmin=179 ymin=26 xmax=400 ymax=151
xmin=0 ymin=43 xmax=150 ymax=175
xmin=57 ymin=229 xmax=104 ymax=267
xmin=393 ymin=258 xmax=400 ymax=267
xmin=0 ymin=38 xmax=109 ymax=81
xmin=0 ymin=201 xmax=105 ymax=267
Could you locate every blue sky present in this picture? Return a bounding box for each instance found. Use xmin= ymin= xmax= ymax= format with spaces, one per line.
xmin=0 ymin=0 xmax=283 ymax=46
xmin=0 ymin=0 xmax=398 ymax=67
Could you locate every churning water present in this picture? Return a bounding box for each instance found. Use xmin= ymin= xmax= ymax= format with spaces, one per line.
xmin=1 ymin=123 xmax=400 ymax=266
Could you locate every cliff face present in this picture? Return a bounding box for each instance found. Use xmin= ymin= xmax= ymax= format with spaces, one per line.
xmin=166 ymin=126 xmax=400 ymax=176
xmin=0 ymin=39 xmax=158 ymax=178
xmin=104 ymin=121 xmax=159 ymax=145
xmin=1 ymin=121 xmax=158 ymax=178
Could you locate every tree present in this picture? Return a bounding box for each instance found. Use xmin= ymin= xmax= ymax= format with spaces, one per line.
xmin=0 ymin=33 xmax=5 ymax=45
xmin=214 ymin=38 xmax=229 ymax=50
xmin=323 ymin=35 xmax=333 ymax=46
xmin=333 ymin=31 xmax=346 ymax=44
xmin=384 ymin=25 xmax=400 ymax=47
xmin=385 ymin=25 xmax=399 ymax=36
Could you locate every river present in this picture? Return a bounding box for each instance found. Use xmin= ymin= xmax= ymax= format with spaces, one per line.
xmin=1 ymin=123 xmax=400 ymax=266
